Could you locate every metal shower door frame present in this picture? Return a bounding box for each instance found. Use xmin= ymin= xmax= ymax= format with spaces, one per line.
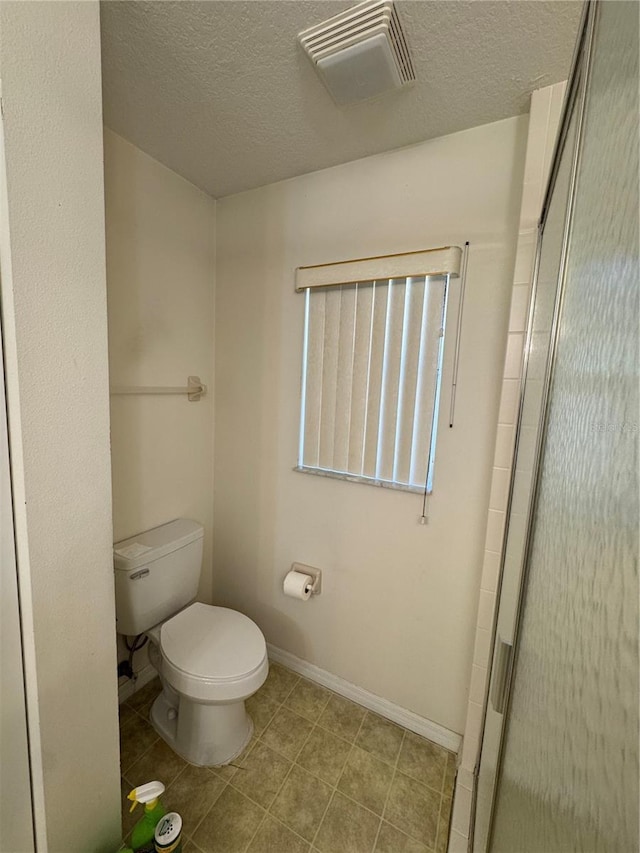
xmin=470 ymin=1 xmax=600 ymax=848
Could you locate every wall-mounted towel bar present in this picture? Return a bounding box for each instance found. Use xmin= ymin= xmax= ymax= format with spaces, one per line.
xmin=110 ymin=375 xmax=207 ymax=402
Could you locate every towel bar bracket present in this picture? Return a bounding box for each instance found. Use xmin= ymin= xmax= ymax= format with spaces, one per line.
xmin=110 ymin=375 xmax=207 ymax=402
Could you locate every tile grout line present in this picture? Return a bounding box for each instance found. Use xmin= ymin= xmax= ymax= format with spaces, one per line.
xmin=234 ymin=688 xmax=336 ymax=849
xmin=236 ymin=726 xmax=311 ymax=851
xmin=269 ymin=811 xmax=318 ymax=851
xmin=226 ymin=669 xmax=308 ymax=853
xmin=241 ymin=803 xmax=268 ymax=853
xmin=245 ymin=683 xmax=337 ymax=775
xmin=232 ymin=704 xmax=421 ymax=848
xmin=121 ymin=669 xmax=299 ymax=850
xmin=120 ymin=690 xmax=163 ymax=778
xmin=310 ymin=788 xmax=336 ymax=853
xmin=379 ymin=736 xmax=452 ymax=849
xmin=437 ymin=749 xmax=457 ymax=850
xmin=161 ymin=747 xmax=240 ymax=845
xmin=258 ymin=701 xmax=320 ymax=765
xmin=123 ymin=667 xmax=453 ymax=852
xmin=187 ymin=777 xmax=231 ymax=843
xmin=434 ymin=750 xmax=448 ymax=851
xmin=371 ymin=727 xmax=406 ymax=853
xmin=169 ymin=713 xmax=327 ymax=850
xmin=120 ymin=733 xmax=161 ymax=781
xmin=253 ymin=721 xmax=393 ymax=821
xmin=309 ymin=710 xmax=370 ymax=851
xmin=174 ymin=690 xmax=286 ymax=849
xmin=272 ymin=753 xmax=401 ymax=826
xmin=127 ymin=671 xmax=345 ymax=785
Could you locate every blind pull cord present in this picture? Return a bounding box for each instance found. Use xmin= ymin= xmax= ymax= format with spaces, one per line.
xmin=449 ymin=241 xmax=470 ymax=428
xmin=419 ymin=490 xmax=429 ymax=525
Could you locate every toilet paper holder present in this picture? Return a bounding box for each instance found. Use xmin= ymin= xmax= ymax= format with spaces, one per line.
xmin=291 ymin=562 xmax=322 ymax=595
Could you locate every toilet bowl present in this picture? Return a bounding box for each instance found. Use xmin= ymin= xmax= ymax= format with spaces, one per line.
xmin=113 ymin=519 xmax=268 ymax=767
xmin=146 ymin=602 xmax=268 ymax=766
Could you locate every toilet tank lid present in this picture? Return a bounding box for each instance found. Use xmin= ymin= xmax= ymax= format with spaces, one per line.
xmin=114 ymin=519 xmax=204 ymax=571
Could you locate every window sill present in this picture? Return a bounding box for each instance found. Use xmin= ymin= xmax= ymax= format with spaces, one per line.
xmin=293 ymin=465 xmax=430 ymax=495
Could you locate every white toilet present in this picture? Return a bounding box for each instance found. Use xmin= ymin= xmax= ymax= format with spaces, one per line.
xmin=113 ymin=518 xmax=268 ymax=766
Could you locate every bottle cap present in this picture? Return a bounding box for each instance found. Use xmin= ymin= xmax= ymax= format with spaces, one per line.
xmin=127 ymin=780 xmax=165 ymax=813
xmin=154 ymin=812 xmax=182 ymax=849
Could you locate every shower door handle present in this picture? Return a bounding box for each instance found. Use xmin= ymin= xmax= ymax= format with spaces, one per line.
xmin=490 ymin=637 xmax=513 ymax=714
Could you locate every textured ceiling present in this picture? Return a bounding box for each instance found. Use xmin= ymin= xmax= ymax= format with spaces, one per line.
xmin=100 ymin=1 xmax=581 ymax=198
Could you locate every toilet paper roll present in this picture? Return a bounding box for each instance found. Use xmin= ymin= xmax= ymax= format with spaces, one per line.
xmin=283 ymin=570 xmax=313 ymax=600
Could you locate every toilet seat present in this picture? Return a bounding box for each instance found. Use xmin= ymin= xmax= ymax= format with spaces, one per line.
xmin=159 ymin=602 xmax=268 ymax=703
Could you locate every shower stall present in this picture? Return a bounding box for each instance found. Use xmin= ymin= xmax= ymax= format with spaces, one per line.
xmin=471 ymin=2 xmax=639 ymax=851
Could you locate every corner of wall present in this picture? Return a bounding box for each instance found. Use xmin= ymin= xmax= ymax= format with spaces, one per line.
xmin=104 ymin=131 xmax=217 ymax=610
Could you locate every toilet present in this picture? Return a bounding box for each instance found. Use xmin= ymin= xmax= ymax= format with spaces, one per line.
xmin=113 ymin=518 xmax=268 ymax=766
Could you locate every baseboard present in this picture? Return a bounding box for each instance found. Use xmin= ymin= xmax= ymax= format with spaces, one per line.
xmin=119 ymin=647 xmax=461 ymax=753
xmin=267 ymin=644 xmax=461 ymax=753
xmin=118 ymin=662 xmax=157 ymax=705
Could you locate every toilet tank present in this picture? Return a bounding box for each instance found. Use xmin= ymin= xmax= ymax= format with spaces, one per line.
xmin=114 ymin=519 xmax=204 ymax=636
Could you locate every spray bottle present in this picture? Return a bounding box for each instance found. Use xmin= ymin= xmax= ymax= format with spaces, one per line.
xmin=128 ymin=781 xmax=167 ymax=853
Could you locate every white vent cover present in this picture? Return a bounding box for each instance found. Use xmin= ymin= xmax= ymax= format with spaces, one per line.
xmin=298 ymin=1 xmax=415 ymax=106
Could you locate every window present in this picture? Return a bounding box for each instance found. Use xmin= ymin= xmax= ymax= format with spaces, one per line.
xmin=295 ymin=246 xmax=462 ymax=494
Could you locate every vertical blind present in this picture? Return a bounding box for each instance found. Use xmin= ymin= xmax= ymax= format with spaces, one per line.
xmin=298 ymin=274 xmax=449 ymax=493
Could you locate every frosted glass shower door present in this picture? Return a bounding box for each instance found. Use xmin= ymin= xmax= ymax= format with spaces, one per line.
xmin=486 ymin=2 xmax=639 ymax=851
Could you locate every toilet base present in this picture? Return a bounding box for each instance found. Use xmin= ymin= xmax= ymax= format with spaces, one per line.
xmin=150 ymin=689 xmax=254 ymax=767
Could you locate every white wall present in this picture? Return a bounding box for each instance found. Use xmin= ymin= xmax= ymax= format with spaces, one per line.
xmin=104 ymin=129 xmax=216 ymax=621
xmin=214 ymin=116 xmax=527 ymax=734
xmin=0 ymin=2 xmax=120 ymax=850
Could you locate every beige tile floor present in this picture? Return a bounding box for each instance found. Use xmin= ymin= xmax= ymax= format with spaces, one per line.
xmin=119 ymin=663 xmax=456 ymax=853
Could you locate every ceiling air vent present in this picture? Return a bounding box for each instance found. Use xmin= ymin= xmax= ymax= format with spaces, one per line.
xmin=298 ymin=0 xmax=415 ymax=106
